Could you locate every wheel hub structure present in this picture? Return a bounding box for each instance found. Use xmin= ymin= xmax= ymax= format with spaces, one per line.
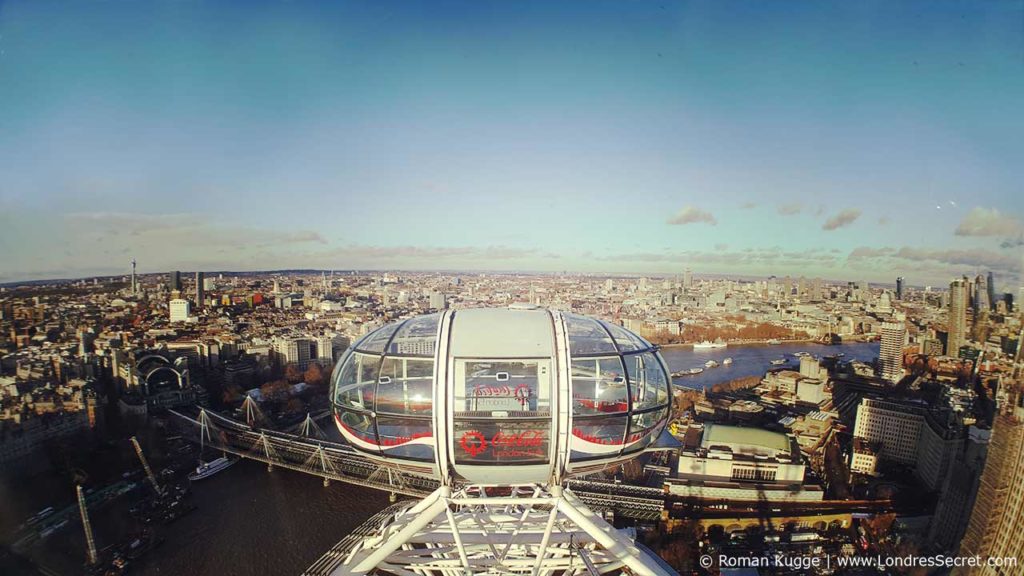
xmin=304 ymin=484 xmax=669 ymax=576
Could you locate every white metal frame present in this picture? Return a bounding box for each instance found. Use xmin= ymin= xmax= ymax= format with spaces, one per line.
xmin=327 ymin=483 xmax=672 ymax=576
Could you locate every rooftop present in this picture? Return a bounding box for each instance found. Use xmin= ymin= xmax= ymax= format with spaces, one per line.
xmin=701 ymin=424 xmax=792 ymax=456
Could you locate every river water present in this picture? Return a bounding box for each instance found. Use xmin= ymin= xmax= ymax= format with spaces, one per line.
xmin=8 ymin=459 xmax=391 ymax=576
xmin=7 ymin=341 xmax=879 ymax=575
xmin=661 ymin=340 xmax=879 ymax=390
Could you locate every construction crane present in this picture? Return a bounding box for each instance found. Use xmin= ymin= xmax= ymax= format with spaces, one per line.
xmin=131 ymin=436 xmax=163 ymax=496
xmin=77 ymin=485 xmax=98 ymax=566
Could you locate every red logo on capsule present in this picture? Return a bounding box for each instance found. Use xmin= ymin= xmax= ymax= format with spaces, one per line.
xmin=460 ymin=431 xmax=488 ymax=457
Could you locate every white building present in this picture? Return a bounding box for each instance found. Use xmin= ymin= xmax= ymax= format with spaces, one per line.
xmin=852 ymin=398 xmax=924 ymax=465
xmin=275 ymin=336 xmax=312 ymax=369
xmin=796 ymin=378 xmax=827 ymax=405
xmin=879 ymin=321 xmax=907 ymax=383
xmin=428 ymin=291 xmax=447 ymax=311
xmin=169 ymin=298 xmax=191 ymax=323
xmin=666 ymin=424 xmax=822 ymax=502
xmin=850 ymin=438 xmax=880 ymax=476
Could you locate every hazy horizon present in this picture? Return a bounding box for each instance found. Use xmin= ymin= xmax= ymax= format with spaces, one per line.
xmin=1 ymin=1 xmax=1021 ymax=286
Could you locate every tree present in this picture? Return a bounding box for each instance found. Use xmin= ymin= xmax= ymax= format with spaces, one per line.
xmin=304 ymin=363 xmax=325 ymax=387
xmin=284 ymin=363 xmax=303 ymax=384
xmin=222 ymin=384 xmax=243 ymax=405
xmin=260 ymin=379 xmax=290 ymax=401
xmin=284 ymin=397 xmax=305 ymax=414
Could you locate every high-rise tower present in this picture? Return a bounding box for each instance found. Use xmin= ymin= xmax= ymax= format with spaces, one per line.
xmin=879 ymin=321 xmax=907 ymax=383
xmin=896 ymin=276 xmax=904 ymax=300
xmin=949 ymin=277 xmax=969 ymax=356
xmin=975 ymin=274 xmax=990 ymax=313
xmin=987 ymin=271 xmax=996 ymax=312
xmin=957 ymin=388 xmax=1024 ymax=575
xmin=170 ymin=270 xmax=182 ymax=291
xmin=195 ymin=271 xmax=205 ymax=307
xmin=130 ymin=259 xmax=137 ymax=294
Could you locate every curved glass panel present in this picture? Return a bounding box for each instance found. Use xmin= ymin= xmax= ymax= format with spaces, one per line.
xmin=456 ymin=360 xmax=551 ymax=417
xmin=336 ymin=410 xmax=378 ymax=446
xmin=571 ymin=357 xmax=629 ymax=415
xmin=601 ymin=321 xmax=651 ymax=353
xmin=376 ymin=416 xmax=434 ymax=460
xmin=564 ymin=314 xmax=618 ymax=356
xmin=376 ymin=357 xmax=434 ymax=415
xmin=453 ymin=419 xmax=549 ymax=465
xmin=388 ymin=313 xmax=440 ymax=357
xmin=570 ymin=415 xmax=628 ymax=460
xmin=624 ymin=352 xmax=670 ymax=411
xmin=334 ymin=351 xmax=379 ymax=410
xmin=453 ymin=359 xmax=551 ymax=465
xmin=624 ymin=408 xmax=668 ymax=454
xmin=328 ymin=349 xmax=349 ymax=397
xmin=355 ymin=323 xmax=401 ymax=354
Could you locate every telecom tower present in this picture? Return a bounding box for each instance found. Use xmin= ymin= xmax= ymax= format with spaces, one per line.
xmin=306 ymin=306 xmax=676 ymax=575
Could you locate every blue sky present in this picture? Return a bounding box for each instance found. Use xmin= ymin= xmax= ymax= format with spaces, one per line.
xmin=0 ymin=0 xmax=1021 ymax=287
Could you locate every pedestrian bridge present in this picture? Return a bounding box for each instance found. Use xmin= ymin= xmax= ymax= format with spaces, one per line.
xmin=169 ymin=408 xmax=667 ymax=521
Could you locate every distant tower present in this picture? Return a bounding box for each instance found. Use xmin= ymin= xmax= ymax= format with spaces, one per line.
xmin=975 ymin=274 xmax=990 ymax=313
xmin=948 ymin=277 xmax=969 ymax=356
xmin=683 ymin=268 xmax=693 ymax=290
xmin=130 ymin=259 xmax=137 ymax=294
xmin=170 ymin=270 xmax=182 ymax=291
xmin=879 ymin=321 xmax=907 ymax=383
xmin=896 ymin=276 xmax=904 ymax=300
xmin=987 ymin=271 xmax=996 ymax=311
xmin=195 ymin=271 xmax=205 ymax=307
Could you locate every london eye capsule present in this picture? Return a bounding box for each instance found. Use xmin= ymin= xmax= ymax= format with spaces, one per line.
xmin=329 ymin=305 xmax=672 ymax=485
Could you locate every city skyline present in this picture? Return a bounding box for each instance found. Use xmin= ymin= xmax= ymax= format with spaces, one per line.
xmin=1 ymin=1 xmax=1022 ymax=285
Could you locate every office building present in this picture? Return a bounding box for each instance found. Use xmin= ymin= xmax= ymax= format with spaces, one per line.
xmin=428 ymin=291 xmax=447 ymax=311
xmin=896 ymin=276 xmax=904 ymax=300
xmin=195 ymin=271 xmax=205 ymax=307
xmin=170 ymin=270 xmax=182 ymax=291
xmin=975 ymin=274 xmax=990 ymax=313
xmin=853 ymin=398 xmax=924 ymax=466
xmin=957 ymin=391 xmax=1024 ymax=575
xmin=986 ymin=272 xmax=996 ymax=312
xmin=948 ymin=277 xmax=969 ymax=356
xmin=169 ymin=298 xmax=190 ymax=323
xmin=275 ymin=336 xmax=313 ymax=369
xmin=879 ymin=321 xmax=907 ymax=383
xmin=852 ymin=398 xmax=961 ymax=491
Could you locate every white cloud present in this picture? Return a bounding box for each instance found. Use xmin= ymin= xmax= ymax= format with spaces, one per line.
xmin=955 ymin=207 xmax=1023 ymax=237
xmin=666 ymin=206 xmax=716 ymax=226
xmin=822 ymin=209 xmax=861 ymax=231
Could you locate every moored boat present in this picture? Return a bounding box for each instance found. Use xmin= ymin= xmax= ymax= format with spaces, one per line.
xmin=722 ymin=357 xmax=733 ymax=365
xmin=693 ymin=340 xmax=727 ymax=349
xmin=188 ymin=456 xmax=236 ymax=481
